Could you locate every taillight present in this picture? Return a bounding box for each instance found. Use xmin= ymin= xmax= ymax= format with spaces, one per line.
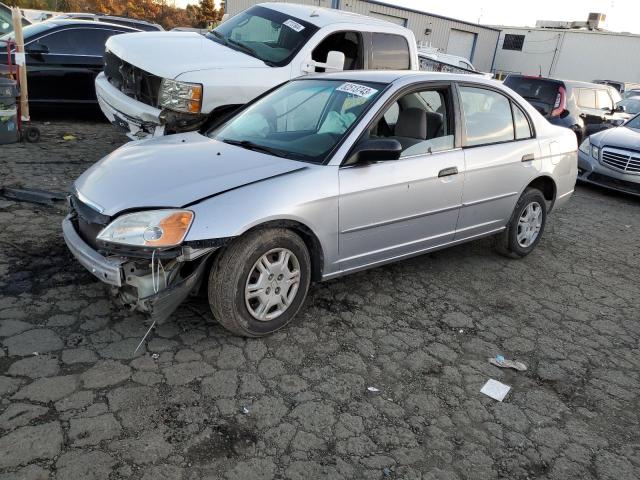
xmin=551 ymin=86 xmax=566 ymax=117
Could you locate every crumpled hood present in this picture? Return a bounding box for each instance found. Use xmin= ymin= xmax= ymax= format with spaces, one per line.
xmin=591 ymin=125 xmax=640 ymax=149
xmin=74 ymin=132 xmax=306 ymax=216
xmin=106 ymin=32 xmax=266 ymax=79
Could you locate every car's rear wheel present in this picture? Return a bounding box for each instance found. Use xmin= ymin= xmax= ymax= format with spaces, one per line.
xmin=495 ymin=187 xmax=547 ymax=258
xmin=208 ymin=228 xmax=311 ymax=337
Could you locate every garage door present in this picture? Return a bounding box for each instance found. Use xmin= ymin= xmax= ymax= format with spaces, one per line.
xmin=368 ymin=11 xmax=407 ymax=27
xmin=447 ymin=29 xmax=476 ymax=61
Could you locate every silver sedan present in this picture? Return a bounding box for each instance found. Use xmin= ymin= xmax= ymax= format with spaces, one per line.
xmin=63 ymin=71 xmax=577 ymax=336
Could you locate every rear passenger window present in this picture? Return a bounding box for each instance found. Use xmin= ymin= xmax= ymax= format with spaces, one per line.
xmin=371 ymin=33 xmax=410 ymax=70
xmin=578 ymin=89 xmax=597 ymax=109
xmin=513 ymin=104 xmax=532 ymax=139
xmin=460 ymin=86 xmax=514 ymax=146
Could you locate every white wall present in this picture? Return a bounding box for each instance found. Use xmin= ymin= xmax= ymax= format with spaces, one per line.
xmin=493 ymin=27 xmax=640 ymax=83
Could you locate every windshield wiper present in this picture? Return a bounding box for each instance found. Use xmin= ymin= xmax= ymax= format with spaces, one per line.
xmin=222 ymin=139 xmax=290 ymax=158
xmin=226 ymin=38 xmax=275 ymax=66
xmin=207 ymin=30 xmax=227 ymax=45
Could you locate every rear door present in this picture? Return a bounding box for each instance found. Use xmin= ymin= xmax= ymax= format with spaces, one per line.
xmin=456 ymin=84 xmax=541 ymax=239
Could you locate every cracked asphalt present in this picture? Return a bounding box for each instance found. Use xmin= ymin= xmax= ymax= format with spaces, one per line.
xmin=0 ymin=119 xmax=639 ymax=480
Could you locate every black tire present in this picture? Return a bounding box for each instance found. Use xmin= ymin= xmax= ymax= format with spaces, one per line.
xmin=207 ymin=228 xmax=311 ymax=337
xmin=24 ymin=126 xmax=40 ymax=143
xmin=495 ymin=187 xmax=547 ymax=259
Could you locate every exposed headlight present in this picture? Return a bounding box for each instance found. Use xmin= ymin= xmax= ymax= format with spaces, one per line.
xmin=158 ymin=79 xmax=202 ymax=114
xmin=97 ymin=210 xmax=194 ymax=248
xmin=591 ymin=145 xmax=600 ymax=160
xmin=578 ymin=138 xmax=590 ymax=155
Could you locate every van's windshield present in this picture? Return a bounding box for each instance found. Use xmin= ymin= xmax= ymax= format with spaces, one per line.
xmin=206 ymin=5 xmax=318 ymax=67
xmin=209 ymin=79 xmax=385 ymax=164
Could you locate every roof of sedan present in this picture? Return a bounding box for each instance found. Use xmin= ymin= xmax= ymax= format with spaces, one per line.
xmin=305 ymin=70 xmax=501 ymax=87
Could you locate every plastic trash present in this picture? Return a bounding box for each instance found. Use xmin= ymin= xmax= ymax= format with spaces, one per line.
xmin=367 ymin=387 xmax=380 ymax=393
xmin=151 ymin=353 xmax=159 ymax=360
xmin=242 ymin=406 xmax=250 ymax=414
xmin=481 ymin=379 xmax=511 ymax=402
xmin=63 ymin=134 xmax=76 ymax=141
xmin=489 ymin=354 xmax=527 ymax=371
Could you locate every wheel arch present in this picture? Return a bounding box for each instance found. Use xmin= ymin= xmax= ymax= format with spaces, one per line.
xmin=526 ymin=175 xmax=557 ymax=211
xmin=240 ymin=219 xmax=325 ymax=282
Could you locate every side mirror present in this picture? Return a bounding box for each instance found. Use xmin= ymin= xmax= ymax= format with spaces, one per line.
xmin=345 ymin=138 xmax=403 ymax=166
xmin=616 ymin=104 xmax=627 ymax=113
xmin=301 ymin=50 xmax=345 ymax=74
xmin=26 ymin=42 xmax=49 ymax=55
xmin=325 ymin=50 xmax=345 ymax=71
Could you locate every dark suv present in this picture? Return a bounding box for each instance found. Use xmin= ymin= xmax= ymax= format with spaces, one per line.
xmin=504 ymin=75 xmax=626 ymax=143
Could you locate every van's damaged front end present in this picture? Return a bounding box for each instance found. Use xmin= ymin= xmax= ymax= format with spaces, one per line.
xmin=62 ymin=194 xmax=227 ymax=323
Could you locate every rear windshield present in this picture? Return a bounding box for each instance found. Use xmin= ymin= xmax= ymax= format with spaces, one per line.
xmin=504 ymin=76 xmax=560 ymax=106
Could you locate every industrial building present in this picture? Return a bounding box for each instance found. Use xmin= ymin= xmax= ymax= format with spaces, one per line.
xmin=492 ymin=15 xmax=640 ymax=82
xmin=223 ymin=0 xmax=501 ymax=71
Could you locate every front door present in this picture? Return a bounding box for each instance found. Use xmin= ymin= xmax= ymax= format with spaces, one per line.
xmin=338 ymin=85 xmax=464 ymax=273
xmin=26 ymin=27 xmax=121 ymax=105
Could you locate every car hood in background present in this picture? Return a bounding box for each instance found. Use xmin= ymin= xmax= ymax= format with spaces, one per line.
xmin=106 ymin=32 xmax=267 ymax=79
xmin=590 ymin=124 xmax=640 ymax=149
xmin=74 ymin=132 xmax=306 ymax=216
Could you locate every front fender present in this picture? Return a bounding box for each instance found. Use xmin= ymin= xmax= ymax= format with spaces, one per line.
xmin=184 ymin=165 xmax=340 ymax=276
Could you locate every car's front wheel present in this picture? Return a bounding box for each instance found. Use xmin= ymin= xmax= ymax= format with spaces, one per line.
xmin=495 ymin=187 xmax=547 ymax=258
xmin=208 ymin=228 xmax=311 ymax=337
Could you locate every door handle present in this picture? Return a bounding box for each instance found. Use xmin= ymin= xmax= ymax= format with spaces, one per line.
xmin=438 ymin=167 xmax=458 ymax=177
xmin=521 ymin=153 xmax=535 ymax=162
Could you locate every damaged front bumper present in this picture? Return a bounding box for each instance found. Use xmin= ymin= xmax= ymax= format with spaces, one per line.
xmin=62 ymin=215 xmax=215 ymax=323
xmin=95 ymin=73 xmax=206 ymax=141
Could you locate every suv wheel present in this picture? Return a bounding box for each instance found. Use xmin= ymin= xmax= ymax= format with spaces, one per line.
xmin=208 ymin=228 xmax=311 ymax=337
xmin=496 ymin=188 xmax=547 ymax=258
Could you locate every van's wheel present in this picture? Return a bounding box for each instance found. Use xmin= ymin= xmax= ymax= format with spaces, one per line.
xmin=495 ymin=188 xmax=547 ymax=258
xmin=208 ymin=228 xmax=311 ymax=337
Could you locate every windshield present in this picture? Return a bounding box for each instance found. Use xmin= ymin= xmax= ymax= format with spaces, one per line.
xmin=209 ymin=79 xmax=385 ymax=164
xmin=625 ymin=114 xmax=640 ymax=131
xmin=618 ymin=98 xmax=640 ymax=115
xmin=206 ymin=5 xmax=318 ymax=67
xmin=0 ymin=20 xmax=55 ymax=41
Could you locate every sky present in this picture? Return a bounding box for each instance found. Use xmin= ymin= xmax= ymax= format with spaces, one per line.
xmin=182 ymin=0 xmax=640 ymax=34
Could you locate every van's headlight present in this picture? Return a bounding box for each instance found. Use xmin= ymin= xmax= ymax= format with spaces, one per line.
xmin=158 ymin=79 xmax=202 ymax=114
xmin=97 ymin=210 xmax=194 ymax=247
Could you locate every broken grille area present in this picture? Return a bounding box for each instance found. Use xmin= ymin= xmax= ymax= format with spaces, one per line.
xmin=104 ymin=51 xmax=163 ymax=108
xmin=69 ymin=195 xmax=111 ymax=251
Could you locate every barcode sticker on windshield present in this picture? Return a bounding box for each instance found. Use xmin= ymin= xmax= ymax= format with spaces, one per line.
xmin=283 ymin=19 xmax=305 ymax=32
xmin=336 ymin=83 xmax=379 ymax=98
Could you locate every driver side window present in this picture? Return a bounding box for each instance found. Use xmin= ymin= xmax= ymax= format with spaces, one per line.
xmin=365 ymin=87 xmax=455 ymax=158
xmin=311 ymin=31 xmax=364 ymax=72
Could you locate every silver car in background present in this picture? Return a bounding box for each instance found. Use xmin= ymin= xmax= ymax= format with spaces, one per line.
xmin=63 ymin=71 xmax=577 ymax=336
xmin=578 ymin=113 xmax=640 ymax=197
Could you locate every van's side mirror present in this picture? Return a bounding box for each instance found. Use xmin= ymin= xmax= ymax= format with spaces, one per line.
xmin=615 ymin=104 xmax=627 ymax=113
xmin=302 ymin=50 xmax=345 ymax=74
xmin=345 ymin=138 xmax=403 ymax=166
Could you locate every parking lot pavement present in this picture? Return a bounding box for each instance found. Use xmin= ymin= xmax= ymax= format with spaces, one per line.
xmin=1 ymin=120 xmax=639 ymax=480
